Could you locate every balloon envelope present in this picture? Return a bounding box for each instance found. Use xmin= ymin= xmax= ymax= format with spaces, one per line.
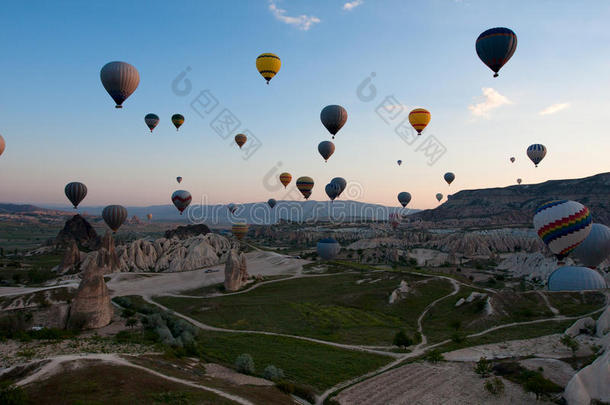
xmin=320 ymin=105 xmax=348 ymax=138
xmin=325 ymin=183 xmax=340 ymax=201
xmin=517 ymin=178 xmax=522 ymax=185
xmin=408 ymin=108 xmax=431 ymax=135
xmin=317 ymin=238 xmax=341 ymax=260
xmin=145 ymin=114 xmax=159 ymax=132
xmin=0 ymin=134 xmax=4 ymax=156
xmin=256 ymin=53 xmax=281 ymax=84
xmin=232 ymin=223 xmax=249 ymax=240
xmin=176 ymin=176 xmax=182 ymax=184
xmin=547 ymin=266 xmax=607 ymax=291
xmin=171 ymin=190 xmax=192 ymax=215
xmin=397 ymin=160 xmax=402 ymax=166
xmin=227 ymin=203 xmax=237 ymax=214
xmin=533 ymin=200 xmax=592 ymax=258
xmin=279 ymin=172 xmax=292 ymax=188
xmin=572 ymin=224 xmax=610 ymax=268
xmin=510 ymin=157 xmax=515 ymax=163
xmin=527 ymin=144 xmax=546 ymax=167
xmin=476 ymin=27 xmax=517 ymax=77
xmin=146 ymin=213 xmax=152 ymax=220
xmin=235 ymin=133 xmax=247 ymax=148
xmin=398 ymin=192 xmax=411 ymax=208
xmin=436 ymin=193 xmax=443 ymax=202
xmin=100 ymin=61 xmax=139 ymax=108
xmin=296 ymin=177 xmax=314 ymax=199
xmin=330 ymin=177 xmax=347 ymax=196
xmin=65 ymin=182 xmax=87 ymax=209
xmin=102 ymin=205 xmax=127 ymax=232
xmin=267 ymin=198 xmax=277 ymax=209
xmin=444 ymin=172 xmax=455 ymax=185
xmin=318 ymin=141 xmax=335 ymax=162
xmin=172 ymin=114 xmax=185 ymax=130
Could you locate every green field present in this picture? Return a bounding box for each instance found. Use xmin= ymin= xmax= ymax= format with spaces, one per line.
xmin=546 ymin=291 xmax=607 ymax=316
xmin=156 ymin=272 xmax=454 ymax=346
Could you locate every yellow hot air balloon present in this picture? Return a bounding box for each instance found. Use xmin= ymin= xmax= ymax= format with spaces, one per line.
xmin=235 ymin=133 xmax=247 ymax=149
xmin=296 ymin=176 xmax=314 ymax=199
xmin=279 ymin=172 xmax=292 ymax=188
xmin=232 ymin=223 xmax=249 ymax=240
xmin=256 ymin=53 xmax=281 ymax=84
xmin=408 ymin=108 xmax=431 ymax=135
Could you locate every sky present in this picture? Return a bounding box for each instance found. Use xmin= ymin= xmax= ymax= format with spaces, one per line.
xmin=0 ymin=0 xmax=609 ymax=209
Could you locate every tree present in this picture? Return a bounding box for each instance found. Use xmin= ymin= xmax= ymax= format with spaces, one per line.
xmin=393 ymin=330 xmax=413 ymax=348
xmin=560 ymin=334 xmax=579 ymax=356
xmin=126 ymin=318 xmax=138 ymax=329
xmin=235 ymin=353 xmax=255 ymax=375
xmin=484 ymin=377 xmax=504 ymax=396
xmin=425 ymin=350 xmax=444 ymax=363
xmin=474 ymin=357 xmax=492 ymax=378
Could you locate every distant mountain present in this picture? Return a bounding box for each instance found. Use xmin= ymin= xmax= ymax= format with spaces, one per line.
xmin=0 ymin=203 xmax=72 ymax=216
xmin=412 ymin=172 xmax=610 ymax=227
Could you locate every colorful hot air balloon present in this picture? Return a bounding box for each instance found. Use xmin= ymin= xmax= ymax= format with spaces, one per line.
xmin=320 ymin=105 xmax=348 ymax=139
xmin=330 ymin=177 xmax=347 ymax=197
xmin=444 ymin=172 xmax=455 ymax=185
xmin=475 ymin=27 xmax=517 ymax=77
xmin=232 ymin=222 xmax=249 ymax=240
xmin=325 ymin=183 xmax=340 ymax=201
xmin=267 ymin=198 xmax=277 ymax=209
xmin=227 ymin=203 xmax=237 ymax=215
xmin=256 ymin=53 xmax=281 ymax=84
xmin=436 ymin=193 xmax=443 ymax=202
xmin=408 ymin=108 xmax=431 ymax=135
xmin=146 ymin=213 xmax=152 ymax=221
xmin=533 ymin=200 xmax=593 ymax=259
xmin=235 ymin=134 xmax=247 ymax=149
xmin=527 ymin=144 xmax=547 ymax=167
xmin=318 ymin=141 xmax=335 ymax=162
xmin=65 ymin=182 xmax=87 ymax=209
xmin=145 ymin=114 xmax=159 ymax=133
xmin=397 ymin=160 xmax=402 ymax=166
xmin=572 ymin=224 xmax=610 ymax=268
xmin=172 ymin=114 xmax=185 ymax=131
xmin=171 ymin=190 xmax=192 ymax=215
xmin=100 ymin=61 xmax=140 ymax=108
xmin=296 ymin=176 xmax=314 ymax=199
xmin=176 ymin=176 xmax=183 ymax=184
xmin=397 ymin=192 xmax=411 ymax=208
xmin=0 ymin=134 xmax=4 ymax=157
xmin=317 ymin=238 xmax=341 ymax=260
xmin=102 ymin=205 xmax=128 ymax=232
xmin=279 ymin=172 xmax=292 ymax=188
xmin=510 ymin=157 xmax=515 ymax=163
xmin=517 ymin=178 xmax=522 ymax=185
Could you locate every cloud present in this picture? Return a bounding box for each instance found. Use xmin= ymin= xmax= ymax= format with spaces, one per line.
xmin=539 ymin=102 xmax=570 ymax=116
xmin=268 ymin=1 xmax=320 ymax=31
xmin=343 ymin=0 xmax=363 ymax=11
xmin=468 ymin=87 xmax=512 ymax=117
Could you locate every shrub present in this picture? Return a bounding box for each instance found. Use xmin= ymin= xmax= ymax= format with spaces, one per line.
xmin=263 ymin=365 xmax=285 ymax=381
xmin=474 ymin=357 xmax=492 ymax=378
xmin=449 ymin=320 xmax=461 ymax=331
xmin=0 ymin=381 xmax=28 ymax=405
xmin=235 ymin=353 xmax=255 ymax=375
xmin=126 ymin=318 xmax=138 ymax=328
xmin=276 ymin=381 xmax=315 ymax=403
xmin=451 ymin=332 xmax=465 ymax=343
xmin=560 ymin=334 xmax=579 ymax=356
xmin=393 ymin=330 xmax=413 ymax=348
xmin=425 ymin=349 xmax=444 ymax=363
xmin=484 ymin=377 xmax=504 ymax=396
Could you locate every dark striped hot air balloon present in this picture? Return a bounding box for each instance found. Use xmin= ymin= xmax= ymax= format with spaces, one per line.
xmin=65 ymin=182 xmax=87 ymax=209
xmin=102 ymin=205 xmax=128 ymax=233
xmin=227 ymin=203 xmax=238 ymax=215
xmin=436 ymin=193 xmax=443 ymax=202
xmin=330 ymin=177 xmax=347 ymax=197
xmin=325 ymin=183 xmax=340 ymax=201
xmin=267 ymin=198 xmax=277 ymax=209
xmin=318 ymin=141 xmax=335 ymax=162
xmin=232 ymin=222 xmax=249 ymax=240
xmin=510 ymin=157 xmax=515 ymax=163
xmin=256 ymin=53 xmax=281 ymax=84
xmin=475 ymin=27 xmax=517 ymax=77
xmin=176 ymin=176 xmax=182 ymax=184
xmin=444 ymin=172 xmax=455 ymax=185
xmin=320 ymin=105 xmax=348 ymax=139
xmin=397 ymin=192 xmax=411 ymax=208
xmin=408 ymin=108 xmax=431 ymax=135
xmin=100 ymin=62 xmax=140 ymax=108
xmin=171 ymin=190 xmax=192 ymax=215
xmin=145 ymin=114 xmax=159 ymax=133
xmin=235 ymin=134 xmax=247 ymax=149
xmin=279 ymin=172 xmax=292 ymax=188
xmin=172 ymin=114 xmax=185 ymax=131
xmin=296 ymin=177 xmax=314 ymax=199
xmin=527 ymin=144 xmax=547 ymax=167
xmin=317 ymin=238 xmax=341 ymax=260
xmin=572 ymin=224 xmax=610 ymax=268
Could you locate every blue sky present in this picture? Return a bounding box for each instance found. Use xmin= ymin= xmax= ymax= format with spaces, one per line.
xmin=0 ymin=0 xmax=609 ymax=209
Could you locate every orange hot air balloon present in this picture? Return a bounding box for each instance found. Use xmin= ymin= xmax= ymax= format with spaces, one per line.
xmin=235 ymin=134 xmax=247 ymax=149
xmin=147 ymin=213 xmax=153 ymax=221
xmin=279 ymin=172 xmax=292 ymax=188
xmin=296 ymin=176 xmax=314 ymax=199
xmin=232 ymin=223 xmax=249 ymax=240
xmin=408 ymin=108 xmax=431 ymax=135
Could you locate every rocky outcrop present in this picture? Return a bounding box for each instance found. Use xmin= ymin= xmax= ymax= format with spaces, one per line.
xmin=165 ymin=224 xmax=211 ymax=240
xmin=565 ymin=317 xmax=596 ymax=337
xmin=455 ymin=292 xmax=487 ymax=307
xmin=79 ymin=232 xmax=121 ymax=275
xmin=497 ymin=252 xmax=570 ymax=281
xmin=224 ymin=249 xmax=248 ymax=292
xmin=389 ymin=280 xmax=409 ymax=304
xmin=55 ymin=214 xmax=100 ymax=249
xmin=68 ymin=256 xmax=113 ymax=329
xmin=564 ymin=350 xmax=610 ymax=405
xmin=596 ymin=306 xmax=610 ymax=338
xmin=57 ymin=239 xmax=82 ymax=273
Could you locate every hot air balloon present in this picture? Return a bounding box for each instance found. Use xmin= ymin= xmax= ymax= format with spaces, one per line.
xmin=325 ymin=183 xmax=340 ymax=201
xmin=235 ymin=134 xmax=247 ymax=149
xmin=510 ymin=157 xmax=515 ymax=163
xmin=296 ymin=177 xmax=314 ymax=199
xmin=320 ymin=105 xmax=348 ymax=139
xmin=533 ymin=200 xmax=592 ymax=260
xmin=397 ymin=160 xmax=402 ymax=166
xmin=517 ymin=178 xmax=522 ymax=185
xmin=444 ymin=172 xmax=455 ymax=185
xmin=232 ymin=222 xmax=249 ymax=240
xmin=475 ymin=27 xmax=517 ymax=77
xmin=145 ymin=114 xmax=159 ymax=133
xmin=176 ymin=176 xmax=182 ymax=184
xmin=0 ymin=134 xmax=4 ymax=157
xmin=527 ymin=144 xmax=547 ymax=167
xmin=547 ymin=266 xmax=607 ymax=291
xmin=408 ymin=108 xmax=431 ymax=135
xmin=317 ymin=238 xmax=341 ymax=260
xmin=256 ymin=53 xmax=281 ymax=84
xmin=171 ymin=190 xmax=192 ymax=215
xmin=102 ymin=205 xmax=128 ymax=232
xmin=398 ymin=192 xmax=411 ymax=208
xmin=330 ymin=177 xmax=347 ymax=197
xmin=279 ymin=172 xmax=292 ymax=188
xmin=172 ymin=114 xmax=185 ymax=131
xmin=227 ymin=203 xmax=237 ymax=215
xmin=65 ymin=182 xmax=87 ymax=209
xmin=267 ymin=198 xmax=277 ymax=209
xmin=318 ymin=141 xmax=335 ymax=162
xmin=436 ymin=193 xmax=443 ymax=202
xmin=389 ymin=213 xmax=401 ymax=229
xmin=146 ymin=213 xmax=152 ymax=221
xmin=100 ymin=61 xmax=140 ymax=108
xmin=572 ymin=224 xmax=610 ymax=268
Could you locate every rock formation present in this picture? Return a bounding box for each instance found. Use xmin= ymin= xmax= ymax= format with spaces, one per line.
xmin=57 ymin=239 xmax=82 ymax=273
xmin=68 ymin=255 xmax=113 ymax=329
xmin=565 ymin=317 xmax=596 ymax=338
xmin=564 ymin=350 xmax=610 ymax=405
xmin=596 ymin=306 xmax=610 ymax=338
xmin=55 ymin=214 xmax=100 ymax=249
xmin=388 ymin=280 xmax=409 ymax=304
xmin=224 ymin=249 xmax=248 ymax=292
xmin=165 ymin=224 xmax=211 ymax=240
xmin=79 ymin=231 xmax=121 ymax=274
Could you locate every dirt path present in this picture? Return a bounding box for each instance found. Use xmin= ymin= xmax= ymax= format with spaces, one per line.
xmin=13 ymin=353 xmax=253 ymax=405
xmin=536 ymin=291 xmax=560 ymax=315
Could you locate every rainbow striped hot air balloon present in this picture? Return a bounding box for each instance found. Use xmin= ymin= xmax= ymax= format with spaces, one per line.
xmin=296 ymin=176 xmax=314 ymax=199
xmin=279 ymin=172 xmax=292 ymax=188
xmin=232 ymin=222 xmax=249 ymax=240
xmin=533 ymin=200 xmax=592 ymax=259
xmin=408 ymin=108 xmax=430 ymax=135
